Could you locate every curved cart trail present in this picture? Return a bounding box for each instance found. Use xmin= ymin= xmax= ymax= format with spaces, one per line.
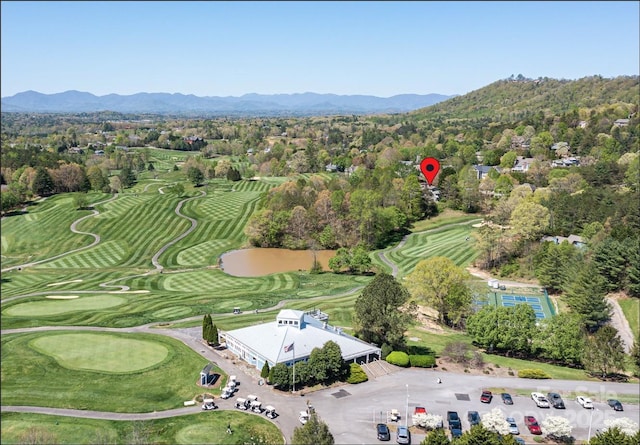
xmin=1 ymin=194 xmax=118 ymax=273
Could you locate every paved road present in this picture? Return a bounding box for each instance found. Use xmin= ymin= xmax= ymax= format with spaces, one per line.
xmin=607 ymin=297 xmax=635 ymax=353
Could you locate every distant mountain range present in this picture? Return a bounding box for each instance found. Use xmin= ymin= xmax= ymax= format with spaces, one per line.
xmin=0 ymin=90 xmax=455 ymax=116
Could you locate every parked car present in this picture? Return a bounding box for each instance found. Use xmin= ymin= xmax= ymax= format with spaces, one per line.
xmin=467 ymin=411 xmax=481 ymax=426
xmin=531 ymin=392 xmax=550 ymax=408
xmin=577 ymin=396 xmax=594 ymax=409
xmin=447 ymin=411 xmax=462 ymax=430
xmin=506 ymin=417 xmax=519 ymax=435
xmin=515 ymin=438 xmax=526 ymax=445
xmin=547 ymin=392 xmax=565 ymax=409
xmin=524 ymin=416 xmax=542 ymax=435
xmin=480 ymin=390 xmax=493 ymax=403
xmin=501 ymin=392 xmax=513 ymax=405
xmin=607 ymin=399 xmax=623 ymax=411
xmin=396 ymin=425 xmax=411 ymax=444
xmin=376 ymin=423 xmax=391 ymax=441
xmin=450 ymin=426 xmax=463 ymax=438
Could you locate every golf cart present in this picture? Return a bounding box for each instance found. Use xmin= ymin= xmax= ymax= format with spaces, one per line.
xmin=201 ymin=398 xmax=216 ymax=410
xmin=265 ymin=405 xmax=278 ymax=419
xmin=250 ymin=400 xmax=263 ymax=413
xmin=220 ymin=386 xmax=233 ymax=399
xmin=229 ymin=375 xmax=237 ymax=387
xmin=299 ymin=410 xmax=310 ymax=424
xmin=235 ymin=397 xmax=249 ymax=410
xmin=389 ymin=409 xmax=400 ymax=422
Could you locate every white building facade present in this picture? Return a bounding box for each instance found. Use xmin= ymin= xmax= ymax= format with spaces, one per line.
xmin=220 ymin=309 xmax=381 ymax=371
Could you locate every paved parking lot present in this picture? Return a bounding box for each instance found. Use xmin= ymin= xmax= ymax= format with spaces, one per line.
xmin=304 ymin=368 xmax=640 ymax=444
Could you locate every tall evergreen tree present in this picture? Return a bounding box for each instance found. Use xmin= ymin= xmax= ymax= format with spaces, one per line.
xmin=202 ymin=314 xmax=212 ymax=342
xmin=32 ymin=167 xmax=55 ymax=196
xmin=563 ymin=262 xmax=611 ymax=332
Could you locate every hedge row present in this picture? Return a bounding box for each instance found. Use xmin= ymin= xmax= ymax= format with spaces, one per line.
xmin=518 ymin=368 xmax=551 ymax=379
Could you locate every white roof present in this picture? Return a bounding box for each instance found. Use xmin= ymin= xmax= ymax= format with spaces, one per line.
xmin=225 ymin=313 xmax=380 ymax=364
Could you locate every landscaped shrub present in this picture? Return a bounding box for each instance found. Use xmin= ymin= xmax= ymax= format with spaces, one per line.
xmin=518 ymin=368 xmax=551 ymax=379
xmin=346 ymin=363 xmax=368 ymax=384
xmin=386 ymin=351 xmax=410 ymax=367
xmin=409 ymin=354 xmax=436 ymax=368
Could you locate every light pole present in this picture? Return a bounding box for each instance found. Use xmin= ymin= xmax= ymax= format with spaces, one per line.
xmin=405 ymin=384 xmax=409 ymax=428
xmin=587 ymin=407 xmax=595 ymax=442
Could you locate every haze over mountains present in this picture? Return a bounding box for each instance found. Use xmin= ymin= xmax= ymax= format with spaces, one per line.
xmin=0 ymin=90 xmax=455 ymax=116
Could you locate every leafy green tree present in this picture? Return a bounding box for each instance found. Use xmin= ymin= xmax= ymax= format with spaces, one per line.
xmin=268 ymin=363 xmax=290 ymax=389
xmin=420 ymin=428 xmax=451 ymax=445
xmin=291 ymin=413 xmax=334 ymax=445
xmin=0 ymin=189 xmax=21 ymax=214
xmin=508 ymin=200 xmax=550 ymax=243
xmin=73 ymin=193 xmax=89 ymax=210
xmin=400 ymin=174 xmax=426 ymax=221
xmin=187 ymin=166 xmax=204 ymax=186
xmin=354 ymin=272 xmax=413 ymax=349
xmin=32 ymin=167 xmax=55 ymax=196
xmin=405 ymin=257 xmax=472 ymax=327
xmin=467 ymin=305 xmax=537 ymax=357
xmin=563 ymin=262 xmax=611 ymax=332
xmin=533 ymin=313 xmax=585 ymax=366
xmin=589 ymin=426 xmax=637 ymax=445
xmin=582 ymin=325 xmax=627 ymax=378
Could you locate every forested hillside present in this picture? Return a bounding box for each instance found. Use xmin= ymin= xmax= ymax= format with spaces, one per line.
xmin=2 ymin=75 xmax=638 ymax=297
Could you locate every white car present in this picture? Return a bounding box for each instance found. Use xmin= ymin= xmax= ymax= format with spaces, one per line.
xmin=506 ymin=417 xmax=519 ymax=435
xmin=577 ymin=396 xmax=594 ymax=409
xmin=531 ymin=392 xmax=550 ymax=408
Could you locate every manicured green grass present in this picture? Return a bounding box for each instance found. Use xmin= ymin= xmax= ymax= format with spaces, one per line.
xmin=618 ymin=297 xmax=639 ymax=338
xmin=1 ymin=331 xmax=212 ymax=412
xmin=30 ymin=332 xmax=169 ymax=373
xmin=384 ymin=222 xmax=479 ymax=278
xmin=0 ymin=409 xmax=283 ymax=444
xmin=0 ymin=193 xmax=110 ymax=269
xmin=4 ymin=294 xmax=126 ymax=316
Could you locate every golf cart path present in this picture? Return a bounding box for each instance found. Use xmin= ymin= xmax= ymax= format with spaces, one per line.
xmin=0 ymin=194 xmax=118 ymax=273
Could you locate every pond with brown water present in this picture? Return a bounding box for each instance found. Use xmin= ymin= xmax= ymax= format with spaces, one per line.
xmin=219 ymin=248 xmax=336 ymax=277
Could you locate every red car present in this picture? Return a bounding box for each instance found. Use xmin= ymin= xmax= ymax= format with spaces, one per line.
xmin=480 ymin=390 xmax=493 ymax=403
xmin=524 ymin=416 xmax=542 ymax=435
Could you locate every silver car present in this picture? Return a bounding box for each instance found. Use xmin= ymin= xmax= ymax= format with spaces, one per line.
xmin=396 ymin=426 xmax=411 ymax=444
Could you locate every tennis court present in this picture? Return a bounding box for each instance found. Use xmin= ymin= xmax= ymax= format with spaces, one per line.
xmin=474 ymin=289 xmax=555 ymax=319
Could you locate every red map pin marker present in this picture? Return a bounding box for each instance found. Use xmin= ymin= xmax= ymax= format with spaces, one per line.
xmin=420 ymin=157 xmax=440 ymax=185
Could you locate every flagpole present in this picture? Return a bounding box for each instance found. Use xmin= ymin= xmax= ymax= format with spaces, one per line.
xmin=292 ymin=344 xmax=296 ymax=393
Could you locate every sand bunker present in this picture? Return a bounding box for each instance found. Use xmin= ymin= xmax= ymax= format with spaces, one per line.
xmin=109 ymin=290 xmax=150 ymax=294
xmin=46 ymin=295 xmax=80 ymax=299
xmin=47 ymin=280 xmax=83 ymax=286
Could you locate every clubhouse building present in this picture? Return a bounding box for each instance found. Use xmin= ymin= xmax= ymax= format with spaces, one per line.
xmin=220 ymin=309 xmax=381 ymax=371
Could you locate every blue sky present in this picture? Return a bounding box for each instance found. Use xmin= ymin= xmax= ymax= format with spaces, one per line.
xmin=1 ymin=1 xmax=638 ymax=98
